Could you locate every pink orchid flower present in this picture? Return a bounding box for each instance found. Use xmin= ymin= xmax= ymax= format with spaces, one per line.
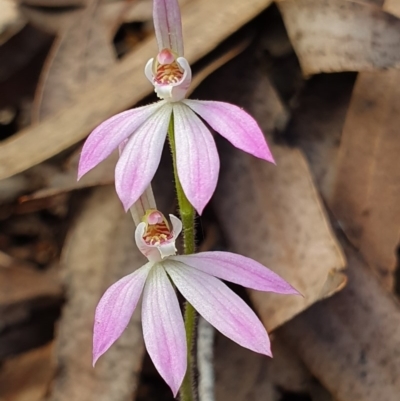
xmin=93 ymin=210 xmax=298 ymax=396
xmin=78 ymin=0 xmax=274 ymax=215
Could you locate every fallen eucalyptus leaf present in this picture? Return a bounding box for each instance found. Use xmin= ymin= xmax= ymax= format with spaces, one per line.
xmin=331 ymin=70 xmax=400 ymax=290
xmin=278 ymin=0 xmax=400 ymax=75
xmin=0 ymin=343 xmax=54 ymax=401
xmin=32 ymin=0 xmax=117 ymax=121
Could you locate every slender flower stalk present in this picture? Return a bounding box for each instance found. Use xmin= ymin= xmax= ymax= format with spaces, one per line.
xmin=93 ymin=210 xmax=299 ymax=396
xmin=78 ymin=0 xmax=275 ymax=215
xmin=168 ymin=116 xmax=196 ymax=401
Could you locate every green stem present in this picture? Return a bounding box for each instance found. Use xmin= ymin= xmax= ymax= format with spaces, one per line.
xmin=168 ymin=116 xmax=196 ymax=401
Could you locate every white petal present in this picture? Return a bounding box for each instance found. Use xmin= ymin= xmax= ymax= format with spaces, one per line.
xmin=93 ymin=262 xmax=153 ymax=364
xmin=115 ymin=103 xmax=172 ymax=210
xmin=142 ymin=263 xmax=186 ymax=396
xmin=172 ymin=102 xmax=220 ymax=214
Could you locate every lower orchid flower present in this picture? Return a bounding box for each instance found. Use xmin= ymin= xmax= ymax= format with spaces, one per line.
xmin=93 ymin=210 xmax=298 ymax=396
xmin=78 ymin=0 xmax=275 ymax=215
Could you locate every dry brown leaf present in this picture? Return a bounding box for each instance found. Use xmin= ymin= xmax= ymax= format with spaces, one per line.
xmin=0 ymin=25 xmax=52 ymax=84
xmin=279 ymin=242 xmax=400 ymax=401
xmin=101 ymin=0 xmax=192 ymax=25
xmin=384 ymin=0 xmax=400 ymax=17
xmin=32 ymin=0 xmax=117 ymax=121
xmin=20 ymin=0 xmax=88 ymax=6
xmin=0 ymin=0 xmax=274 ymax=180
xmin=0 ymin=252 xmax=61 ymax=306
xmin=276 ymin=62 xmax=400 ymax=399
xmin=284 ymin=74 xmax=356 ymax=200
xmin=20 ymin=6 xmax=85 ymax=34
xmin=20 ymin=150 xmax=117 ymax=202
xmin=48 ymin=186 xmax=146 ymax=401
xmin=215 ymin=333 xmax=333 ymax=401
xmin=0 ymin=250 xmax=62 ymax=355
xmin=199 ymin=50 xmax=346 ymax=330
xmin=277 ymin=0 xmax=400 ymax=75
xmin=331 ymin=70 xmax=400 ymax=290
xmin=21 ymin=0 xmax=166 ymax=35
xmin=0 ymin=343 xmax=54 ymax=401
xmin=216 ymin=145 xmax=346 ymax=330
xmin=0 ymin=0 xmax=26 ymax=44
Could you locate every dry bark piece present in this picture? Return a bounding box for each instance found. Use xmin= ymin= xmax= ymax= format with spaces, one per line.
xmin=331 ymin=70 xmax=400 ymax=290
xmin=277 ymin=0 xmax=400 ymax=75
xmin=0 ymin=343 xmax=54 ymax=401
xmin=0 ymin=0 xmax=274 ymax=180
xmin=279 ymin=242 xmax=400 ymax=401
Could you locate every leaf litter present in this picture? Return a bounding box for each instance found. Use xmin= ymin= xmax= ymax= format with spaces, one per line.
xmin=1 ymin=0 xmax=400 ymax=400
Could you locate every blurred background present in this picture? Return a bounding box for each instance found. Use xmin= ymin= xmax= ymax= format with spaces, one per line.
xmin=0 ymin=0 xmax=399 ymax=400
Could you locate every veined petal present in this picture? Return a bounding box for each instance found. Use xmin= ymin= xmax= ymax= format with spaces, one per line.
xmin=115 ymin=103 xmax=172 ymax=211
xmin=153 ymin=0 xmax=184 ymax=56
xmin=78 ymin=102 xmax=165 ymax=179
xmin=165 ymin=260 xmax=271 ymax=356
xmin=169 ymin=252 xmax=299 ymax=294
xmin=183 ymin=100 xmax=275 ymax=163
xmin=173 ymin=103 xmax=220 ymax=214
xmin=93 ymin=262 xmax=153 ymax=365
xmin=142 ymin=263 xmax=186 ymax=396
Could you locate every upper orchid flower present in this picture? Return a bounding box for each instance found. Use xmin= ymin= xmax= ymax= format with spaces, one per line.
xmin=93 ymin=210 xmax=298 ymax=396
xmin=78 ymin=0 xmax=274 ymax=214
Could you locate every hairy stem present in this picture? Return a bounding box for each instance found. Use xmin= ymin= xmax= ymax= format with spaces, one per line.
xmin=168 ymin=116 xmax=197 ymax=401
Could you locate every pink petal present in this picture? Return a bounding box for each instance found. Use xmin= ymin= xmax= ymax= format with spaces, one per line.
xmin=142 ymin=264 xmax=186 ymax=396
xmin=115 ymin=103 xmax=172 ymax=211
xmin=78 ymin=102 xmax=165 ymax=179
xmin=164 ymin=260 xmax=272 ymax=356
xmin=183 ymin=100 xmax=275 ymax=163
xmin=173 ymin=103 xmax=220 ymax=215
xmin=93 ymin=263 xmax=152 ymax=365
xmin=170 ymin=252 xmax=299 ymax=295
xmin=153 ymin=0 xmax=184 ymax=56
